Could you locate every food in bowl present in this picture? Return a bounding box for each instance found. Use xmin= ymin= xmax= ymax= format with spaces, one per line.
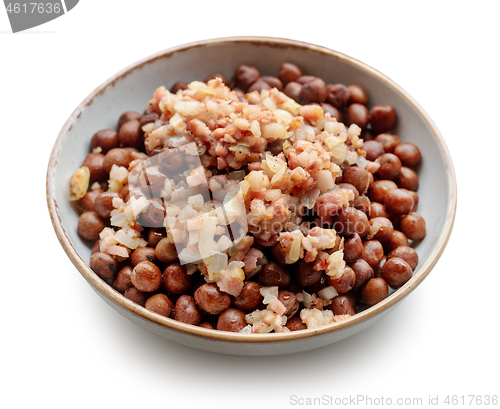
xmin=70 ymin=61 xmax=425 ymax=334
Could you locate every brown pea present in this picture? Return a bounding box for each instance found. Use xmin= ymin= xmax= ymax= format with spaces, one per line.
xmin=343 ymin=233 xmax=363 ymax=264
xmin=158 ymin=147 xmax=185 ymax=173
xmin=396 ymin=166 xmax=419 ymax=191
xmin=384 ymin=230 xmax=409 ymax=253
xmin=271 ymin=243 xmax=289 ymax=266
xmin=233 ymin=281 xmax=262 ymax=313
xmin=163 ymin=263 xmax=191 ymax=295
xmin=401 ymin=212 xmax=426 ymax=240
xmin=278 ymin=62 xmax=302 ymax=85
xmin=147 ymin=228 xmax=167 ymax=248
xmin=343 ymin=291 xmax=358 ymax=309
xmin=131 ymin=261 xmax=162 ymax=292
xmin=361 ymin=278 xmax=389 ymax=306
xmin=375 ymin=133 xmax=400 ymax=153
xmin=204 ymin=73 xmax=228 ymax=84
xmin=113 ymin=265 xmax=134 ymax=293
xmin=296 ymin=260 xmax=323 ymax=287
xmin=82 ymin=153 xmax=107 ymax=181
xmin=326 ymin=83 xmax=349 ymax=108
xmin=171 ymin=81 xmax=189 ymax=93
xmin=257 ymin=262 xmax=290 ymax=288
xmin=283 ymin=81 xmax=302 ymax=102
xmin=321 ymin=103 xmax=342 ymax=122
xmin=139 ymin=198 xmax=166 ymax=228
xmin=304 ymin=275 xmax=326 ymax=296
xmin=361 ymin=240 xmax=384 ymax=268
xmin=389 ymin=213 xmax=404 ymax=232
xmin=278 ymin=290 xmax=300 ymax=318
xmin=342 ymin=166 xmax=371 ymax=195
xmin=77 ymin=211 xmax=107 ymax=241
xmin=118 ymin=119 xmax=143 ymax=150
xmin=361 ymin=129 xmax=376 ymax=141
xmin=367 ymin=217 xmax=394 ymax=242
xmin=267 ymin=140 xmax=284 ymax=156
xmin=368 ymin=180 xmax=398 ymax=203
xmin=299 ymin=78 xmax=328 ymax=104
xmin=145 ymin=293 xmax=173 ymax=317
xmin=384 ymin=188 xmax=414 ymax=215
xmin=155 ymin=238 xmax=178 ymax=263
xmin=352 ymin=195 xmax=371 ymax=214
xmin=380 ymin=257 xmax=412 ymax=288
xmin=363 ymin=140 xmax=385 ymax=161
xmin=394 ymin=142 xmax=422 ymax=167
xmin=332 ymin=207 xmax=370 ymax=238
xmin=375 ymin=153 xmax=402 ymax=180
xmin=347 ymin=85 xmax=368 ymax=105
xmin=139 ymin=113 xmax=159 ymax=128
xmin=329 ymin=295 xmax=355 ymax=316
xmin=217 ymin=308 xmax=247 ymax=332
xmin=124 ymin=287 xmax=147 ymax=307
xmin=94 ymin=191 xmax=119 ymax=219
xmin=367 ymin=171 xmax=374 ymax=187
xmin=90 ymin=252 xmax=118 ymax=280
xmin=194 ymin=283 xmax=231 ymax=315
xmin=174 ymin=295 xmax=202 ymax=325
xmin=248 ymin=80 xmax=271 ymax=93
xmin=286 ymin=317 xmax=307 ymax=331
xmin=369 ymin=104 xmax=397 ymax=134
xmin=103 ymin=148 xmax=133 ymax=174
xmin=126 ymin=146 xmax=144 ymax=156
xmin=260 ymin=75 xmax=283 ymax=90
xmin=199 ymin=322 xmax=214 ymax=329
xmin=77 ymin=188 xmax=103 ymax=212
xmin=296 ymin=75 xmax=317 ymax=85
xmin=91 ymin=129 xmax=119 ymax=154
xmin=373 ymin=256 xmax=387 ymax=278
xmin=346 ymin=103 xmax=368 ymax=128
xmin=328 ymin=266 xmax=356 ymax=294
xmin=369 ymin=202 xmax=389 ymax=219
xmin=118 ymin=111 xmax=142 ymax=130
xmin=350 ymin=259 xmax=374 ymax=292
xmin=234 ymin=65 xmax=260 ymax=90
xmin=388 ymin=246 xmax=418 ymax=270
xmin=91 ymin=240 xmax=101 ymax=255
xmin=130 ymin=247 xmax=156 ymax=267
xmin=399 ymin=188 xmax=417 ymax=210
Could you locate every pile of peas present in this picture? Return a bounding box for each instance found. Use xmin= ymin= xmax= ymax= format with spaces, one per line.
xmin=74 ymin=62 xmax=426 ymax=332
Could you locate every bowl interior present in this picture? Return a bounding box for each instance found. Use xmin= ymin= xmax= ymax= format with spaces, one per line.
xmin=49 ymin=37 xmax=456 ymax=343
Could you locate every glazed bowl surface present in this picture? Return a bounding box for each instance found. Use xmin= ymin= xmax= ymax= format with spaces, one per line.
xmin=47 ymin=36 xmax=456 ymax=356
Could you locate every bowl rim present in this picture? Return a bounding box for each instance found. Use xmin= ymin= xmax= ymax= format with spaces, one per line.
xmin=46 ymin=36 xmax=457 ymax=343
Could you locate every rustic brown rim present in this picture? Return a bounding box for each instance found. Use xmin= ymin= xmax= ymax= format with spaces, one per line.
xmin=46 ymin=36 xmax=457 ymax=344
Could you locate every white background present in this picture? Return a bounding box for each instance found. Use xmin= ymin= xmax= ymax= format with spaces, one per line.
xmin=1 ymin=1 xmax=499 ymax=408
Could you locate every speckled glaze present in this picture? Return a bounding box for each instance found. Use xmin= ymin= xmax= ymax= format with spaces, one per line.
xmin=46 ymin=37 xmax=457 ymax=356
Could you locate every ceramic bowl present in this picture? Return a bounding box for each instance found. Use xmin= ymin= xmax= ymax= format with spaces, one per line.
xmin=46 ymin=37 xmax=457 ymax=356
